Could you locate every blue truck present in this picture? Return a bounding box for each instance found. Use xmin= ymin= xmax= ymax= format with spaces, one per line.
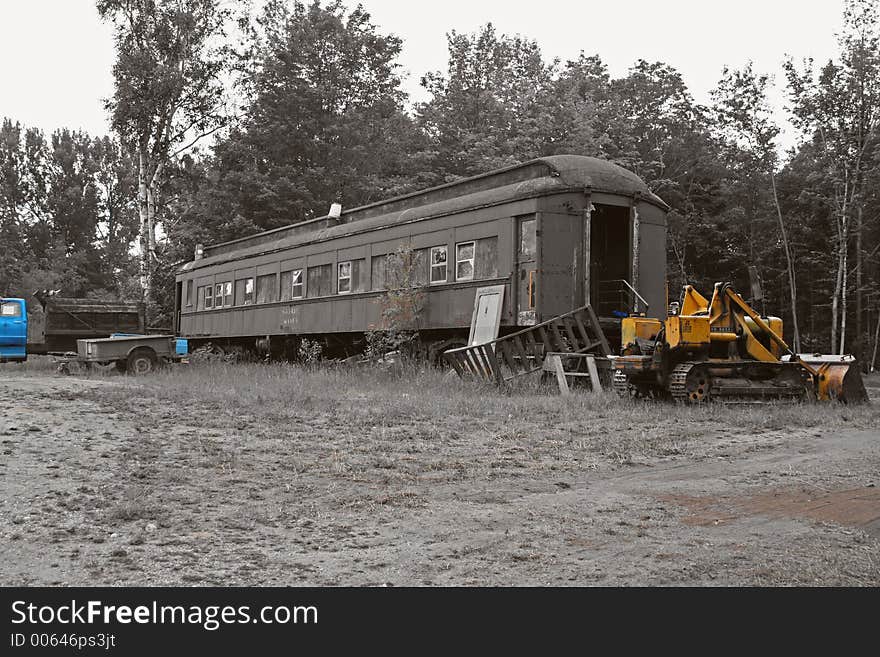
xmin=0 ymin=298 xmax=27 ymax=363
xmin=0 ymin=294 xmax=185 ymax=373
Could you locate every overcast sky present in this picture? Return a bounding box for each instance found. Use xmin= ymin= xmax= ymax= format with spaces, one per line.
xmin=0 ymin=0 xmax=846 ymax=148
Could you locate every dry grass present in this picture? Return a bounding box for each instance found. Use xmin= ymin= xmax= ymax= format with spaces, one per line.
xmin=0 ymin=355 xmax=59 ymax=375
xmin=79 ymin=360 xmax=880 ymax=470
xmin=4 ymin=360 xmax=878 ymax=586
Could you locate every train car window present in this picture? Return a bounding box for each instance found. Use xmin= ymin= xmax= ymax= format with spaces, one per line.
xmin=256 ymin=274 xmax=276 ymax=303
xmin=430 ymin=246 xmax=447 ymax=284
xmin=307 ymin=264 xmax=332 ymax=297
xmin=413 ymin=249 xmax=428 ymax=286
xmin=350 ymin=259 xmax=366 ymax=292
xmin=280 ymin=271 xmax=292 ymax=301
xmin=205 ymin=285 xmax=214 ymax=309
xmin=185 ymin=280 xmax=193 ymax=307
xmin=338 ymin=261 xmax=352 ymax=294
xmin=223 ymin=281 xmax=233 ymax=306
xmin=214 ymin=283 xmax=224 ymax=308
xmin=475 ymin=237 xmax=499 ymax=278
xmin=371 ymin=256 xmax=387 ymax=290
xmin=528 ymin=270 xmax=536 ymax=309
xmin=456 ymin=241 xmax=475 ymax=280
xmin=292 ymin=270 xmax=304 ymax=298
xmin=1 ymin=301 xmax=21 ymax=316
xmin=197 ymin=286 xmax=205 ymax=311
xmin=235 ymin=277 xmax=254 ymax=305
xmin=520 ymin=218 xmax=537 ymax=258
xmin=281 ymin=269 xmax=304 ymax=300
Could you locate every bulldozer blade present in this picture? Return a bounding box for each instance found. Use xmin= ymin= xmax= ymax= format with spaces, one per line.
xmin=796 ymin=355 xmax=869 ymax=404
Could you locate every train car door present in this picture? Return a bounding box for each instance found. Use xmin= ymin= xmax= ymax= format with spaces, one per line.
xmin=516 ymin=216 xmax=537 ymax=325
xmin=589 ymin=203 xmax=632 ymax=316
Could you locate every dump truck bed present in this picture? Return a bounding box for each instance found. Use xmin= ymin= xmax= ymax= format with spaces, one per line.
xmin=27 ymin=297 xmax=146 ymax=354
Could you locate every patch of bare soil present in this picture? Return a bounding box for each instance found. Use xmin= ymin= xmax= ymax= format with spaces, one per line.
xmin=666 ymin=487 xmax=880 ymax=533
xmin=1 ymin=369 xmax=878 ymax=586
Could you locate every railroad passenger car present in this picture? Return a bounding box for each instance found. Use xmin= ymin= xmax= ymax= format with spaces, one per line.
xmin=174 ymin=155 xmax=669 ymax=358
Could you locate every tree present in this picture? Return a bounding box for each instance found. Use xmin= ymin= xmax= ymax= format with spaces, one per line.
xmin=417 ymin=23 xmax=558 ymax=179
xmin=170 ymin=0 xmax=420 ymax=245
xmin=549 ymin=54 xmax=616 ymax=158
xmin=784 ymin=0 xmax=880 ymax=354
xmin=98 ymin=0 xmax=230 ymax=313
xmin=711 ymin=63 xmax=802 ymax=350
xmin=609 ymin=61 xmax=724 ymax=296
xmin=91 ymin=135 xmax=139 ymax=291
xmin=0 ymin=118 xmax=140 ymax=297
xmin=0 ymin=120 xmax=52 ymax=295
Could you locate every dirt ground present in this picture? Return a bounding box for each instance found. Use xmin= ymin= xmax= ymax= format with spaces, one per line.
xmin=1 ymin=361 xmax=879 ymax=586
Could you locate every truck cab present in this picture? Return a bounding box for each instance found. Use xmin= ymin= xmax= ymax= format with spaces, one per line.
xmin=0 ymin=298 xmax=27 ymax=363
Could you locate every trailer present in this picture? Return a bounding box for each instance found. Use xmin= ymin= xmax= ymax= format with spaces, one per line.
xmin=56 ymin=334 xmax=188 ymax=375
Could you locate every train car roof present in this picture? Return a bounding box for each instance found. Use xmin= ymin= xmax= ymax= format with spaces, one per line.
xmin=180 ymin=155 xmax=668 ymax=274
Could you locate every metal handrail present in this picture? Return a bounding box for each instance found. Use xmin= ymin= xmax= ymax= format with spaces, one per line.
xmin=598 ymin=279 xmax=649 ymax=312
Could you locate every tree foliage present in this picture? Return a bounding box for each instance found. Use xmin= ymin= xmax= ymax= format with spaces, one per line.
xmin=173 ymin=0 xmax=423 ymax=246
xmin=3 ymin=0 xmax=880 ymax=364
xmin=0 ymin=119 xmax=137 ymax=298
xmin=98 ymin=0 xmax=231 ymax=313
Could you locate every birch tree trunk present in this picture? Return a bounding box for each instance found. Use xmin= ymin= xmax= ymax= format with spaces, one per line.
xmin=769 ymin=172 xmax=800 ymax=352
xmin=831 ymin=171 xmax=851 ymax=354
xmin=137 ymin=150 xmax=151 ymax=301
xmin=831 ymin=215 xmax=846 ymax=354
xmin=839 ymin=218 xmax=849 ymax=354
xmin=872 ymin=304 xmax=880 ymax=372
xmin=137 ymin=149 xmax=162 ymax=304
xmin=855 ymin=204 xmax=863 ymax=362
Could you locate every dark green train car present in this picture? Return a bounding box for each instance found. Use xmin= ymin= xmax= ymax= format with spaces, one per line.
xmin=174 ymin=155 xmax=669 ymax=358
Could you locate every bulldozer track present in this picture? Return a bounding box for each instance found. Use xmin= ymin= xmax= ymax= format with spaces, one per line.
xmin=669 ymin=361 xmax=813 ymax=404
xmin=668 ymin=362 xmax=713 ymax=403
xmin=668 ymin=363 xmax=696 ymax=403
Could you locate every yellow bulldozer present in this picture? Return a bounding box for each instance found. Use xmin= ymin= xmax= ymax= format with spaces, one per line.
xmin=612 ymin=282 xmax=868 ymax=403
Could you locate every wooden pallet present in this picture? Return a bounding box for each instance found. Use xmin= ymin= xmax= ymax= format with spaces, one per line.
xmin=443 ymin=304 xmax=610 ymax=385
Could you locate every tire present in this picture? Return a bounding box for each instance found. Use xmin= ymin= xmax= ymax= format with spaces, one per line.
xmin=126 ymin=348 xmax=158 ymax=375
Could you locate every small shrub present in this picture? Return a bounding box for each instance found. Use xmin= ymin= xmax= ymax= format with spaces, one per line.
xmin=367 ymin=243 xmax=426 ymax=362
xmin=297 ymin=338 xmax=323 ymax=366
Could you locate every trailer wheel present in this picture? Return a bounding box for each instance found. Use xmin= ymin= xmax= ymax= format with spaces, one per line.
xmin=127 ymin=348 xmax=158 ymax=375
